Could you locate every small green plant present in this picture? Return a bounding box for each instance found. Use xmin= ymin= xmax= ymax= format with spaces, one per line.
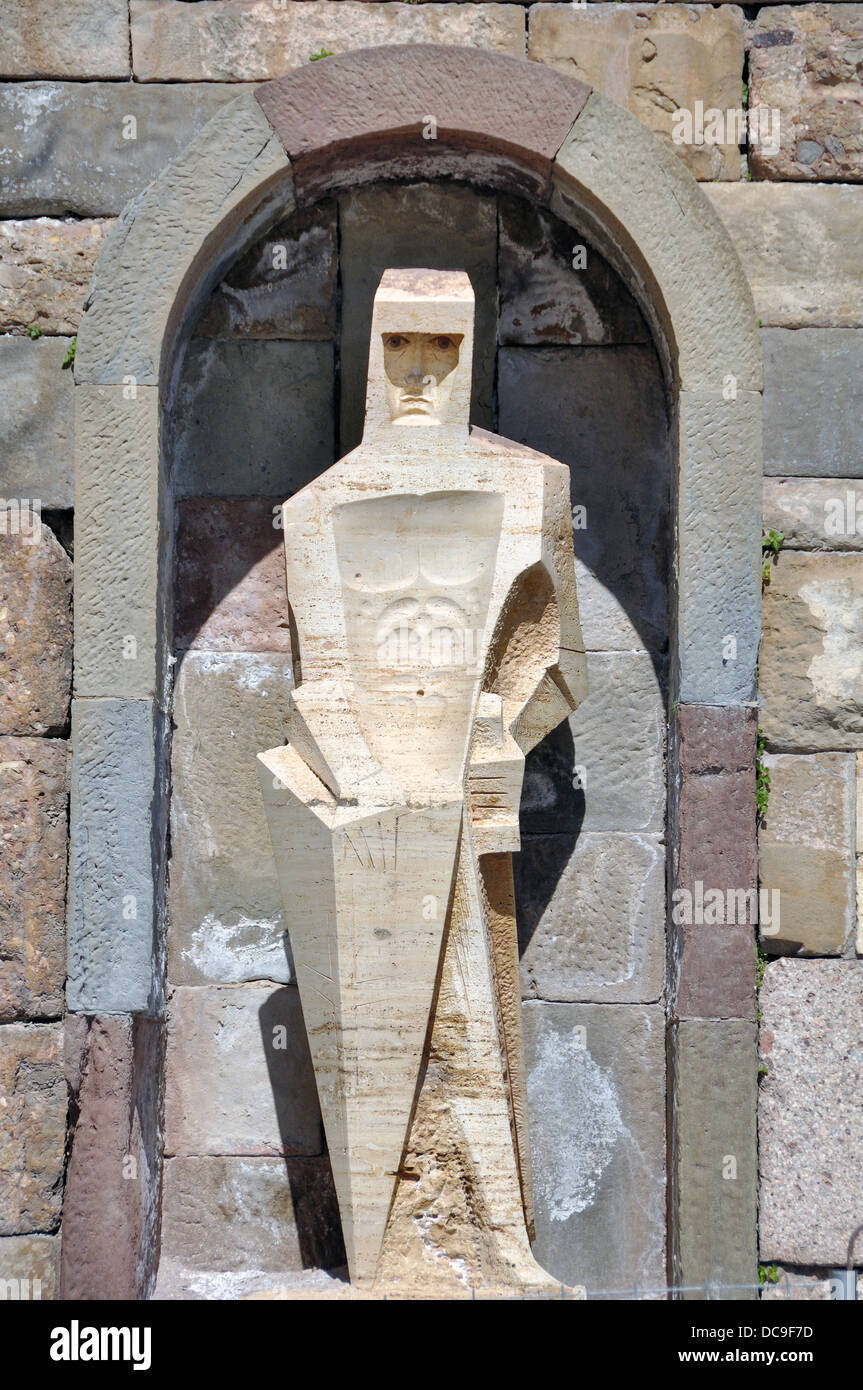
xmin=742 ymin=80 xmax=749 ymax=104
xmin=744 ymin=168 xmax=753 ymax=181
xmin=761 ymin=528 xmax=784 ymax=586
xmin=756 ymin=728 xmax=770 ymax=823
xmin=758 ymin=1263 xmax=779 ymax=1286
xmin=26 ymin=323 xmax=43 ymax=339
xmin=755 ymin=944 xmax=769 ymax=991
xmin=61 ymin=337 xmax=76 ymax=370
xmin=758 ymin=1062 xmax=769 ymax=1078
xmin=309 ymin=48 xmax=334 ymax=61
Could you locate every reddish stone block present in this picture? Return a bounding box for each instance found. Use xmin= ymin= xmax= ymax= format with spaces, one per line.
xmin=0 ymin=1023 xmax=65 ymax=1234
xmin=0 ymin=520 xmax=72 ymax=735
xmin=0 ymin=737 xmax=67 ymax=1021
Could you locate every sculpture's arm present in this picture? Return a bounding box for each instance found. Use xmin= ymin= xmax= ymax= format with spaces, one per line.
xmin=284 ymin=679 xmax=405 ymax=806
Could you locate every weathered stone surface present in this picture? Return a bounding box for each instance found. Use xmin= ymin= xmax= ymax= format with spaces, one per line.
xmin=339 ymin=182 xmax=496 ymax=450
xmin=521 ymin=651 xmax=665 ymax=836
xmin=0 ymin=0 xmax=129 ymax=79
xmin=74 ymin=386 xmax=161 ymax=701
xmin=173 ymin=340 xmax=334 ymax=498
xmin=168 ymin=652 xmax=294 ymax=987
xmin=61 ymin=1013 xmax=162 ymax=1300
xmin=76 ymin=92 xmax=291 ymax=386
xmin=175 ymin=499 xmax=290 ymax=654
xmin=0 ymin=521 xmax=71 ymax=735
xmin=0 ymin=219 xmax=110 ymax=336
xmin=517 ymin=833 xmax=665 ymax=1005
xmin=0 ymin=1023 xmax=64 ymax=1234
xmin=759 ymin=959 xmax=863 ymax=1265
xmin=749 ymin=4 xmax=863 ymax=182
xmin=554 ymin=94 xmax=762 ymax=394
xmin=0 ymin=738 xmax=66 ymax=1022
xmin=677 ymin=390 xmax=762 ymax=707
xmin=67 ymin=699 xmax=164 ymax=1015
xmin=764 ymin=476 xmax=863 ymax=550
xmin=706 ymin=184 xmax=863 ymax=328
xmin=498 ymin=194 xmax=648 ymax=346
xmin=0 ymin=1233 xmax=59 ymax=1298
xmin=498 ymin=345 xmax=669 ymax=654
xmin=197 ymin=202 xmax=337 ymax=340
xmin=760 ymin=552 xmax=863 ymax=750
xmin=523 ymin=1002 xmax=666 ymax=1293
xmin=759 ymin=753 xmax=855 ymax=956
xmin=531 ymin=2 xmax=744 ymax=181
xmin=675 ymin=1019 xmax=758 ymax=1299
xmin=676 ymin=705 xmax=757 ymax=1021
xmin=762 ymin=329 xmax=863 ymax=477
xmin=160 ymin=1156 xmax=344 ymax=1274
xmin=761 ymin=1266 xmax=835 ymax=1301
xmin=164 ymin=985 xmax=322 ymax=1158
xmin=0 ymin=337 xmax=74 ymax=507
xmin=0 ymin=82 xmax=244 ymax=217
xmin=132 ymin=0 xmax=525 ymax=82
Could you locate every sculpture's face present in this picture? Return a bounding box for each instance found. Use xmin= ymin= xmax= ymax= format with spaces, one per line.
xmin=382 ymin=331 xmax=464 ymax=426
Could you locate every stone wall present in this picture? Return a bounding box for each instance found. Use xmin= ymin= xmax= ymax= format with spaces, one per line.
xmin=2 ymin=1 xmax=862 ymax=1300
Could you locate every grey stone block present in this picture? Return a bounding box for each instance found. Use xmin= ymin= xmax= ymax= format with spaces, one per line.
xmin=498 ymin=194 xmax=648 ymax=346
xmin=498 ymin=345 xmax=670 ymax=654
xmin=0 ymin=81 xmax=244 ymax=217
xmin=523 ymin=1001 xmax=666 ymax=1294
xmin=164 ymin=984 xmax=322 ymax=1158
xmin=675 ymin=1019 xmax=758 ymax=1299
xmin=338 ymin=182 xmax=496 ymax=451
xmin=0 ymin=0 xmax=129 ymax=80
xmin=759 ymin=959 xmax=863 ymax=1266
xmin=0 ymin=337 xmax=74 ymax=506
xmin=67 ymin=698 xmax=164 ymax=1015
xmin=0 ymin=1234 xmax=59 ymax=1299
xmin=517 ymin=832 xmax=665 ymax=1005
xmin=677 ymin=389 xmax=762 ymax=706
xmin=521 ymin=650 xmax=666 ymax=836
xmin=168 ymin=651 xmax=294 ymax=988
xmin=173 ymin=340 xmax=334 ymax=498
xmin=763 ymin=330 xmax=863 ymax=478
xmin=763 ymin=476 xmax=863 ymax=551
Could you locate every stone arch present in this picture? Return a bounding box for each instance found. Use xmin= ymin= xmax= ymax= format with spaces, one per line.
xmin=66 ymin=45 xmax=762 ymax=1298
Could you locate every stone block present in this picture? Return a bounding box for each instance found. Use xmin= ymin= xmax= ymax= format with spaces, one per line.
xmin=168 ymin=651 xmax=294 ymax=987
xmin=675 ymin=1019 xmax=758 ymax=1299
xmin=175 ymin=498 xmax=291 ymax=654
xmin=0 ymin=0 xmax=129 ymax=79
xmin=521 ymin=650 xmax=665 ymax=836
xmin=0 ymin=82 xmax=244 ymax=217
xmin=0 ymin=520 xmax=71 ymax=736
xmin=338 ymin=183 xmax=496 ymax=450
xmin=131 ymin=0 xmax=525 ymax=82
xmin=73 ymin=386 xmax=162 ymax=701
xmin=706 ymin=184 xmax=863 ymax=328
xmin=678 ymin=702 xmax=758 ymax=778
xmin=0 ymin=337 xmax=75 ymax=507
xmin=0 ymin=1023 xmax=64 ymax=1234
xmin=60 ymin=1013 xmax=162 ymax=1300
xmin=498 ymin=345 xmax=669 ymax=655
xmin=748 ymin=5 xmax=863 ymax=182
xmin=0 ymin=219 xmax=111 ymax=334
xmin=759 ymin=959 xmax=863 ymax=1265
xmin=0 ymin=738 xmax=67 ymax=1022
xmin=160 ymin=1155 xmax=344 ymax=1274
xmin=173 ymin=340 xmax=334 ymax=498
xmin=67 ymin=699 xmax=164 ymax=1015
xmin=762 ymin=329 xmax=863 ymax=477
xmin=759 ymin=753 xmax=855 ymax=956
xmin=677 ymin=390 xmax=762 ymax=707
xmin=554 ymin=95 xmax=762 ymax=394
xmin=523 ymin=1001 xmax=666 ymax=1294
xmin=517 ymin=833 xmax=665 ymax=1005
xmin=531 ymin=2 xmax=745 ymax=181
xmin=760 ymin=552 xmax=863 ymax=750
xmin=763 ymin=477 xmax=863 ymax=551
xmin=196 ymin=202 xmax=337 ymax=341
xmin=0 ymin=1233 xmax=59 ymax=1298
xmin=164 ymin=985 xmax=322 ymax=1158
xmin=497 ymin=194 xmax=648 ymax=346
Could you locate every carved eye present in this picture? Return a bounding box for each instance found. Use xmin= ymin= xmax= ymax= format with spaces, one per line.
xmin=432 ymin=336 xmax=455 ymax=351
xmin=385 ymin=334 xmax=409 ymax=349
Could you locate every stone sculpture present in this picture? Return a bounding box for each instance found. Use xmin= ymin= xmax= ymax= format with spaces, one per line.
xmin=258 ymin=269 xmax=587 ymax=1294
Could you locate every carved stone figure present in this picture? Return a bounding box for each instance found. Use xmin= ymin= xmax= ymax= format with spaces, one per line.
xmin=258 ymin=269 xmax=587 ymax=1295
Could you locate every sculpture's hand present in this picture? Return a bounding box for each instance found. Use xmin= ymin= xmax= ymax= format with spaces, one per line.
xmin=285 ymin=679 xmax=407 ymax=807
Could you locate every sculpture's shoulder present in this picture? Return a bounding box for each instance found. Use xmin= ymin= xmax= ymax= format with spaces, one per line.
xmin=467 ymin=426 xmax=569 ymax=476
